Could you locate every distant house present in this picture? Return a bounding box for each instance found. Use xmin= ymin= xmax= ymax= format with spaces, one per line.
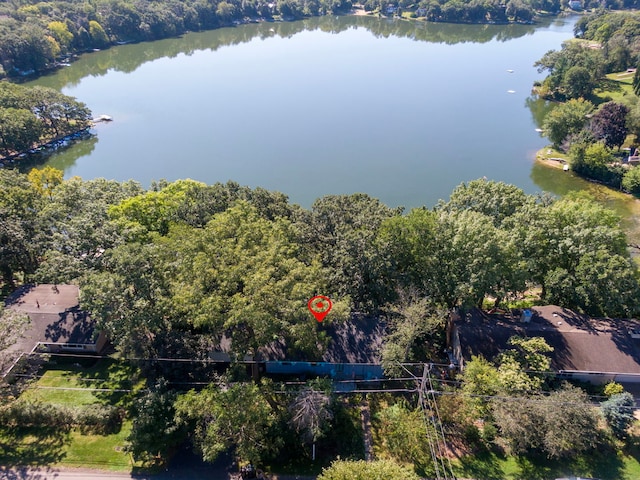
xmin=4 ymin=284 xmax=107 ymax=354
xmin=449 ymin=306 xmax=640 ymax=385
xmin=627 ymin=148 xmax=640 ymax=166
xmin=568 ymin=0 xmax=582 ymax=9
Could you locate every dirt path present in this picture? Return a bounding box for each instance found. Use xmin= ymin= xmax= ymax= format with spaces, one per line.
xmin=359 ymin=399 xmax=374 ymax=461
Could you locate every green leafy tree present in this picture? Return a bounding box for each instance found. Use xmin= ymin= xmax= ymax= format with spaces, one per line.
xmin=0 ymin=169 xmax=42 ymax=285
xmin=27 ymin=166 xmax=63 ymax=200
xmin=299 ymin=193 xmax=400 ymax=312
xmin=0 ymin=107 xmax=42 ymax=156
xmin=570 ymin=141 xmax=616 ymax=182
xmin=125 ymin=379 xmax=185 ymax=465
xmin=380 ymin=205 xmax=525 ymax=309
xmin=542 ymin=98 xmax=594 ymax=148
xmin=497 ymin=336 xmax=553 ymax=392
xmin=166 ymin=201 xmax=347 ymax=358
xmin=47 ymin=21 xmax=73 ymax=52
xmin=80 ymin=242 xmax=173 ymax=357
xmin=35 ymin=177 xmax=143 ymax=284
xmin=622 ymin=166 xmax=640 ymax=195
xmin=511 ymin=194 xmax=628 ymax=302
xmin=563 ymin=65 xmax=595 ymax=99
xmin=460 ymin=355 xmax=501 ymax=419
xmin=376 ymin=401 xmax=435 ymax=475
xmin=438 ymin=179 xmax=532 ymax=227
xmin=381 ymin=295 xmax=447 ymax=376
xmin=546 ymin=249 xmax=640 ymax=317
xmin=535 ymin=42 xmax=604 ymax=100
xmin=89 ymin=20 xmax=109 ymax=48
xmin=174 ymin=382 xmax=278 ymax=464
xmin=492 ymin=384 xmax=600 ymax=459
xmin=318 ymin=459 xmax=420 ymax=480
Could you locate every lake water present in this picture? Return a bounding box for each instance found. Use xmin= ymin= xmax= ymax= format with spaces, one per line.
xmin=27 ymin=14 xmax=579 ymax=209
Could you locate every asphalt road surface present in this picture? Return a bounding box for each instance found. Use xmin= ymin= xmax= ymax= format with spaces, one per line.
xmin=0 ymin=468 xmax=315 ymax=480
xmin=0 ymin=450 xmax=316 ymax=480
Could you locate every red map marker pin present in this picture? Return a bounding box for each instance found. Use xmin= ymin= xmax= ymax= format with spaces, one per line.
xmin=308 ymin=295 xmax=332 ymax=322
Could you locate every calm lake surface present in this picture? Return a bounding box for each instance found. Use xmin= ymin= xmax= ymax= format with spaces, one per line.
xmin=28 ymin=14 xmax=579 ymax=209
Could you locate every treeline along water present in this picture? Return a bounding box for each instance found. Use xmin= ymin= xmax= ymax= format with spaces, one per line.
xmin=27 ymin=14 xmax=578 ymax=209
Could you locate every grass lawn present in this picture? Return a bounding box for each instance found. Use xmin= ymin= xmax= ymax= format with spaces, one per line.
xmin=453 ymin=448 xmax=640 ymax=480
xmin=0 ymin=358 xmax=144 ymax=472
xmin=59 ymin=421 xmax=134 ymax=471
xmin=20 ymin=357 xmax=143 ymax=407
xmin=593 ymin=71 xmax=635 ymax=105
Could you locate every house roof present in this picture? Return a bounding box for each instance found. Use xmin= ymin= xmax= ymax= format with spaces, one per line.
xmin=211 ymin=314 xmax=386 ymax=363
xmin=4 ymin=284 xmax=99 ymax=353
xmin=454 ymin=306 xmax=640 ymax=374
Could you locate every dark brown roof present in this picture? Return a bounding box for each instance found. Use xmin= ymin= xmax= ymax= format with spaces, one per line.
xmin=5 ymin=284 xmax=99 ymax=352
xmin=455 ymin=306 xmax=640 ymax=374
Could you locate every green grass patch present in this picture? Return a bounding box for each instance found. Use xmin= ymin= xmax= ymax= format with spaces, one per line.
xmin=57 ymin=421 xmax=134 ymax=471
xmin=0 ymin=358 xmax=144 ymax=472
xmin=593 ymin=72 xmax=636 ymax=105
xmin=21 ymin=358 xmax=143 ymax=408
xmin=453 ymin=448 xmax=640 ymax=480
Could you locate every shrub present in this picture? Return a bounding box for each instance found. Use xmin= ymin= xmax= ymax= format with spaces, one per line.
xmin=0 ymin=401 xmax=73 ymax=429
xmin=75 ymin=404 xmax=124 ymax=434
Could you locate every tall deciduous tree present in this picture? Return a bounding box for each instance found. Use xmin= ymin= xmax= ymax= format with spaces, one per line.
xmin=510 ymin=193 xmax=629 ymax=306
xmin=166 ymin=201 xmax=347 ymax=358
xmin=0 ymin=108 xmax=42 ymax=156
xmin=438 ymin=179 xmax=532 ymax=227
xmin=542 ymin=98 xmax=594 ymax=148
xmin=589 ymin=101 xmax=629 ymax=149
xmin=299 ymin=193 xmax=401 ymax=312
xmin=125 ymin=379 xmax=185 ymax=465
xmin=381 ymin=295 xmax=447 ymax=376
xmin=80 ymin=242 xmax=173 ymax=357
xmin=0 ymin=169 xmax=42 ymax=285
xmin=492 ymin=384 xmax=600 ymax=459
xmin=174 ymin=382 xmax=278 ymax=464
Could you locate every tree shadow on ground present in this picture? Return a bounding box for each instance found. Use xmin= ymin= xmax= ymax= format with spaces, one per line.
xmin=513 ymin=456 xmax=554 ymax=480
xmin=569 ymin=447 xmax=625 ymax=480
xmin=591 ymin=79 xmax=626 ymax=106
xmin=61 ymin=357 xmax=139 ymax=407
xmin=0 ymin=425 xmax=70 ymax=466
xmin=454 ymin=449 xmax=505 ymax=480
xmin=512 ymin=445 xmax=625 ymax=480
xmin=0 ymin=466 xmax=58 ymax=480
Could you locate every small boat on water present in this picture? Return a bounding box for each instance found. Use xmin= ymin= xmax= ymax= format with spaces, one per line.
xmin=93 ymin=114 xmax=113 ymax=123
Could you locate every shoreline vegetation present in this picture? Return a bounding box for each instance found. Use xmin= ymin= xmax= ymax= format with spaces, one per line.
xmin=0 ymin=0 xmax=579 ymax=82
xmin=535 ymin=147 xmax=640 ymax=254
xmin=529 ymin=10 xmax=640 ymax=251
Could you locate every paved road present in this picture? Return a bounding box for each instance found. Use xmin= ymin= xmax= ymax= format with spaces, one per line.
xmin=0 ymin=468 xmax=315 ymax=480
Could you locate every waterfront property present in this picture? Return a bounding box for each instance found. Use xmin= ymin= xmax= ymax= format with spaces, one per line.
xmin=449 ymin=306 xmax=640 ymax=385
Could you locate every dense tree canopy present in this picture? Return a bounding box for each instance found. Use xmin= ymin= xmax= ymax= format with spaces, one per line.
xmin=0 ymin=83 xmax=91 ymax=157
xmin=2 ymin=170 xmax=640 ymax=473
